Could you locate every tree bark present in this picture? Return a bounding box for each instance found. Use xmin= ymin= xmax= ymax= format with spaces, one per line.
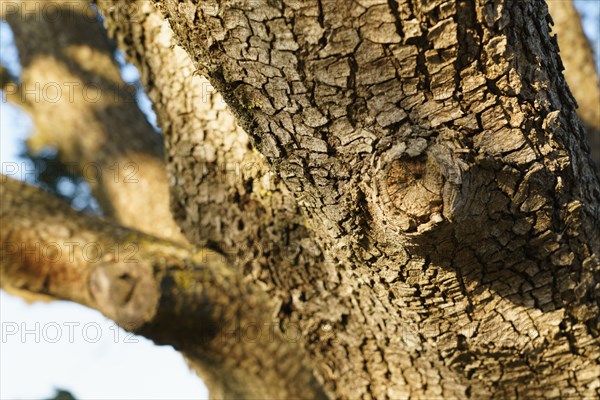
xmin=3 ymin=0 xmax=599 ymax=398
xmin=148 ymin=0 xmax=600 ymax=398
xmin=547 ymin=0 xmax=600 ymax=176
xmin=1 ymin=0 xmax=185 ymax=243
xmin=94 ymin=3 xmax=346 ymax=396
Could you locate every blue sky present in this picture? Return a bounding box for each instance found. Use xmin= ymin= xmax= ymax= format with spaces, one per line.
xmin=1 ymin=2 xmax=599 ymax=399
xmin=0 ymin=291 xmax=207 ymax=399
xmin=575 ymin=1 xmax=600 ymax=67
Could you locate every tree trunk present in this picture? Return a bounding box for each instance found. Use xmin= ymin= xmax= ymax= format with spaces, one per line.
xmin=3 ymin=0 xmax=599 ymax=398
xmin=147 ymin=0 xmax=600 ymax=398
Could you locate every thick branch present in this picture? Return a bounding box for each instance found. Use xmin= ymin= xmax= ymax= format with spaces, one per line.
xmin=95 ymin=0 xmax=277 ymax=251
xmin=1 ymin=0 xmax=185 ymax=243
xmin=0 ymin=174 xmax=325 ymax=399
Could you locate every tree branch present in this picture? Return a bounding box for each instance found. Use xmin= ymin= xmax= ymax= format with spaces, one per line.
xmin=0 ymin=174 xmax=326 ymax=399
xmin=1 ymin=0 xmax=186 ymax=243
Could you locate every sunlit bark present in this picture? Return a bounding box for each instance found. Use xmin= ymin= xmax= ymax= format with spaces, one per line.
xmin=2 ymin=0 xmax=599 ymax=398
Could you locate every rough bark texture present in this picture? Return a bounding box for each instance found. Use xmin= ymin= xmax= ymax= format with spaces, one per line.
xmin=1 ymin=0 xmax=185 ymax=243
xmin=3 ymin=0 xmax=600 ymax=398
xmin=95 ymin=2 xmax=338 ymax=396
xmin=147 ymin=0 xmax=599 ymax=398
xmin=547 ymin=0 xmax=600 ymax=176
xmin=0 ymin=175 xmax=325 ymax=400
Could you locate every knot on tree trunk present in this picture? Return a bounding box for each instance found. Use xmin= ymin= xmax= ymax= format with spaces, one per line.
xmin=372 ymin=138 xmax=470 ymax=235
xmin=385 ymin=154 xmax=443 ymax=228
